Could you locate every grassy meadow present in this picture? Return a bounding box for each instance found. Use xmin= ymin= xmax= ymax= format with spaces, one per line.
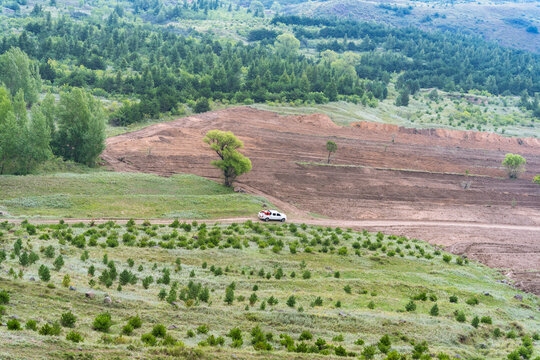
xmin=0 ymin=172 xmax=269 ymax=219
xmin=0 ymin=220 xmax=538 ymax=359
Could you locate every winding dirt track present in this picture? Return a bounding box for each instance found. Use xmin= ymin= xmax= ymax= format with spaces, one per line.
xmin=101 ymin=106 xmax=540 ymax=294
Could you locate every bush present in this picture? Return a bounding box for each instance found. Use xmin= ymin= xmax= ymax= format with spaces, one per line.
xmin=471 ymin=316 xmax=479 ymax=328
xmin=122 ymin=324 xmax=134 ymax=335
xmin=66 ymin=330 xmax=83 ymax=343
xmin=25 ymin=320 xmax=37 ymax=331
xmin=286 ymin=295 xmax=296 ymax=308
xmin=430 ymin=304 xmax=439 ymax=316
xmin=299 ymin=330 xmax=312 ymax=341
xmin=449 ymin=295 xmax=458 ymax=303
xmin=7 ymin=318 xmax=21 ymax=330
xmin=367 ymin=301 xmax=375 ymax=309
xmin=405 ymin=300 xmax=416 ymax=312
xmin=39 ymin=322 xmax=61 ymax=336
xmin=128 ymin=316 xmax=142 ymax=329
xmin=141 ymin=333 xmax=157 ymax=346
xmin=480 ymin=316 xmax=492 ymax=324
xmin=197 ymin=324 xmax=209 ymax=334
xmin=38 ymin=265 xmax=51 ymax=282
xmin=344 ymin=285 xmax=352 ymax=294
xmin=302 ymin=270 xmax=311 ymax=279
xmin=60 ymin=311 xmax=77 ymax=328
xmin=466 ymin=297 xmax=479 ymax=306
xmin=152 ymin=324 xmax=167 ymax=338
xmin=455 ymin=311 xmax=466 ymax=322
xmin=93 ymin=313 xmax=112 ymax=332
xmin=502 ymin=153 xmax=526 ymax=179
xmin=0 ymin=290 xmax=9 ymax=304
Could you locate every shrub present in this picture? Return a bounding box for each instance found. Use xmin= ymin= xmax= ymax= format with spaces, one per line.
xmin=405 ymin=300 xmax=416 ymax=312
xmin=53 ymin=255 xmax=64 ymax=271
xmin=122 ymin=324 xmax=134 ymax=335
xmin=152 ymin=324 xmax=167 ymax=338
xmin=162 ymin=334 xmax=177 ymax=346
xmin=127 ymin=316 xmax=142 ymax=329
xmin=142 ymin=276 xmax=154 ymax=289
xmin=141 ymin=333 xmax=157 ymax=346
xmin=362 ymin=345 xmax=376 ymax=359
xmin=455 ymin=311 xmax=466 ymax=322
xmin=344 ymin=285 xmax=352 ymax=294
xmin=38 ymin=265 xmax=51 ymax=282
xmin=367 ymin=301 xmax=375 ymax=309
xmin=299 ymin=330 xmax=312 ymax=341
xmin=158 ymin=289 xmax=167 ymax=301
xmin=197 ymin=325 xmax=209 ymax=334
xmin=39 ymin=322 xmax=61 ymax=336
xmin=480 ymin=316 xmax=492 ymax=324
xmin=449 ymin=295 xmax=458 ymax=303
xmin=62 ymin=274 xmax=71 ymax=288
xmin=466 ymin=297 xmax=479 ymax=306
xmin=66 ymin=331 xmax=83 ymax=343
xmin=430 ymin=304 xmax=439 ymax=316
xmin=471 ymin=316 xmax=479 ymax=328
xmin=335 ymin=345 xmax=347 ymax=356
xmin=442 ymin=255 xmax=451 ymax=263
xmin=225 ymin=286 xmax=235 ymax=305
xmin=286 ymin=295 xmax=296 ymax=308
xmin=302 ymin=270 xmax=311 ymax=279
xmin=493 ymin=328 xmax=502 ymax=337
xmin=378 ymin=334 xmax=391 ymax=354
xmin=7 ymin=318 xmax=21 ymax=330
xmin=60 ymin=311 xmax=77 ymax=328
xmin=311 ymin=296 xmax=323 ymax=307
xmin=0 ymin=290 xmax=9 ymax=304
xmin=186 ymin=329 xmax=195 ymax=338
xmin=502 ymin=153 xmax=526 ymax=179
xmin=93 ymin=313 xmax=112 ymax=332
xmin=25 ymin=320 xmax=37 ymax=331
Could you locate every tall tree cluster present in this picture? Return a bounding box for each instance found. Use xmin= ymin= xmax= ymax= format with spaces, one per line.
xmin=0 ymin=49 xmax=106 ymax=174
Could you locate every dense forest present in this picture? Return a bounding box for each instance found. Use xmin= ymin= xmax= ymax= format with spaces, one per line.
xmin=272 ymin=16 xmax=540 ymax=97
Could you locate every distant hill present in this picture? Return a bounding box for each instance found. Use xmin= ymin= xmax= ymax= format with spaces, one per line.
xmin=282 ymin=0 xmax=540 ymax=53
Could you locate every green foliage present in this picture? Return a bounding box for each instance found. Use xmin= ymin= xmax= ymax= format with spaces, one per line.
xmin=66 ymin=330 xmax=83 ymax=343
xmin=141 ymin=333 xmax=157 ymax=346
xmin=502 ymin=154 xmax=526 ymax=179
xmin=38 ymin=264 xmax=50 ymax=282
xmin=430 ymin=304 xmax=439 ymax=316
xmin=455 ymin=311 xmax=466 ymax=323
xmin=0 ymin=47 xmax=41 ymax=105
xmin=25 ymin=320 xmax=37 ymax=331
xmin=224 ymin=285 xmax=235 ymax=305
xmin=93 ymin=312 xmax=112 ymax=332
xmin=405 ymin=300 xmax=416 ymax=312
xmin=203 ymin=130 xmax=252 ymax=187
xmin=60 ymin=311 xmax=77 ymax=328
xmin=53 ymin=88 xmax=106 ymax=166
xmin=326 ymin=141 xmax=337 ymax=164
xmin=7 ymin=318 xmax=21 ymax=330
xmin=151 ymin=324 xmax=167 ymax=338
xmin=39 ymin=321 xmax=61 ymax=336
xmin=286 ymin=295 xmax=296 ymax=308
xmin=533 ymin=175 xmax=540 ymax=185
xmin=0 ymin=86 xmax=51 ymax=175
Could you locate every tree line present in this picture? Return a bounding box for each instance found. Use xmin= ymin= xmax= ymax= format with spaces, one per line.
xmin=0 ymin=48 xmax=105 ymax=175
xmin=272 ymin=15 xmax=540 ymax=97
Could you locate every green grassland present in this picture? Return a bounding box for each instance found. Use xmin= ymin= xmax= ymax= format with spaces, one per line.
xmin=0 ymin=172 xmax=269 ymax=219
xmin=0 ymin=220 xmax=538 ymax=359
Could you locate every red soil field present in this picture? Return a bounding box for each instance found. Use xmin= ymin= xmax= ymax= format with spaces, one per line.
xmin=103 ymin=107 xmax=540 ymax=294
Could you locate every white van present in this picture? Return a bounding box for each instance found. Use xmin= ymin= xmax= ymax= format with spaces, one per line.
xmin=258 ymin=209 xmax=287 ymax=222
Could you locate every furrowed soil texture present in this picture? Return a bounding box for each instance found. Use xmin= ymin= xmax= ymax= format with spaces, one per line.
xmin=102 ymin=107 xmax=540 ymax=294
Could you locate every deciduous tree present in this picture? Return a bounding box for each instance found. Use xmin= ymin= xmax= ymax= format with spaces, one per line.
xmin=203 ymin=130 xmax=252 ymax=187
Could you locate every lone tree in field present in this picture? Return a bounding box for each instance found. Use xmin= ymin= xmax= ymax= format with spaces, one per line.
xmin=203 ymin=130 xmax=252 ymax=187
xmin=326 ymin=141 xmax=337 ymax=164
xmin=502 ymin=153 xmax=526 ymax=179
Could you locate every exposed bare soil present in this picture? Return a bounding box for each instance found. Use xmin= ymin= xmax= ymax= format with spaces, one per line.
xmin=103 ymin=107 xmax=540 ymax=294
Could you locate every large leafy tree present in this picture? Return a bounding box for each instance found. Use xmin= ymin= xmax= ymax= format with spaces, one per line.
xmin=0 ymin=87 xmax=51 ymax=174
xmin=53 ymin=88 xmax=106 ymax=166
xmin=502 ymin=153 xmax=526 ymax=179
xmin=203 ymin=130 xmax=252 ymax=187
xmin=0 ymin=47 xmax=41 ymax=105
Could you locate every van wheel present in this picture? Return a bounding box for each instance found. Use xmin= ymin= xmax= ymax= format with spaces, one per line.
xmin=264 ymin=218 xmax=269 ymax=222
xmin=280 ymin=218 xmax=285 ymax=222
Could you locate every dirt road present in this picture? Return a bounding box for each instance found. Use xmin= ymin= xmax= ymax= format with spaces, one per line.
xmin=102 ymin=106 xmax=540 ymax=294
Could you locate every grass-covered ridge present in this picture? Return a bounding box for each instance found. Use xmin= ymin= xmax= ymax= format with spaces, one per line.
xmin=0 ymin=220 xmax=537 ymax=359
xmin=0 ymin=172 xmax=269 ymax=218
